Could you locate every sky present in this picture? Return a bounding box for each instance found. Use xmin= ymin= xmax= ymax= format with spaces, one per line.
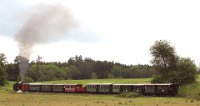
xmin=0 ymin=0 xmax=200 ymax=65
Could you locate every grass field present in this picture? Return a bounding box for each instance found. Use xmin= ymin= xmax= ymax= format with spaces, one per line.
xmin=1 ymin=92 xmax=200 ymax=106
xmin=41 ymin=78 xmax=152 ymax=85
xmin=1 ymin=76 xmax=200 ymax=106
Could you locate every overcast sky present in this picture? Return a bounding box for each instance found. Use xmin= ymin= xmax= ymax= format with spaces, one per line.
xmin=0 ymin=0 xmax=200 ymax=65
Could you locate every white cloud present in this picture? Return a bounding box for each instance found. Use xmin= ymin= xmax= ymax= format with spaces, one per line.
xmin=1 ymin=0 xmax=200 ymax=65
xmin=0 ymin=36 xmax=18 ymax=63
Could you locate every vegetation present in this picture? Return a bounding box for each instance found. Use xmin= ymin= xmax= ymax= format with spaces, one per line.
xmin=178 ymin=75 xmax=200 ymax=99
xmin=0 ymin=53 xmax=8 ymax=86
xmin=41 ymin=78 xmax=152 ymax=85
xmin=0 ymin=40 xmax=197 ymax=86
xmin=117 ymin=92 xmax=141 ymax=98
xmin=150 ymin=40 xmax=197 ymax=84
xmin=1 ymin=39 xmax=200 ymax=105
xmin=1 ymin=92 xmax=200 ymax=106
xmin=6 ymin=55 xmax=155 ymax=82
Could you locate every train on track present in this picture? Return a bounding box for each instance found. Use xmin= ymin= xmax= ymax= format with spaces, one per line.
xmin=13 ymin=82 xmax=179 ymax=96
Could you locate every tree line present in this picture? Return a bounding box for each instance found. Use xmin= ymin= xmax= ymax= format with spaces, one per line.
xmin=0 ymin=40 xmax=199 ymax=86
xmin=2 ymin=55 xmax=155 ymax=83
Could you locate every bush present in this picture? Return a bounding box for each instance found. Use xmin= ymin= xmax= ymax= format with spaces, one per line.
xmin=151 ymin=75 xmax=163 ymax=83
xmin=24 ymin=76 xmax=34 ymax=82
xmin=117 ymin=92 xmax=141 ymax=98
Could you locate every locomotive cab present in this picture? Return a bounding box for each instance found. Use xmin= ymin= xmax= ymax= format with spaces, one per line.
xmin=13 ymin=82 xmax=23 ymax=91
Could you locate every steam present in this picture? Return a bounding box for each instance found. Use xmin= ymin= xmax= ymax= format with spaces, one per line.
xmin=14 ymin=4 xmax=77 ymax=81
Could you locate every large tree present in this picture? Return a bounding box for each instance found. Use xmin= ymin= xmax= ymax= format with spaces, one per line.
xmin=150 ymin=40 xmax=197 ymax=84
xmin=0 ymin=53 xmax=8 ymax=86
xmin=150 ymin=40 xmax=177 ymax=79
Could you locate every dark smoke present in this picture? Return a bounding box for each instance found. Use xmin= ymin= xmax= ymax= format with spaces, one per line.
xmin=14 ymin=4 xmax=77 ymax=81
xmin=16 ymin=56 xmax=29 ymax=82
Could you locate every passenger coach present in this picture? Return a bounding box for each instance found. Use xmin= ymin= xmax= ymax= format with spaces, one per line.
xmin=86 ymin=83 xmax=112 ymax=94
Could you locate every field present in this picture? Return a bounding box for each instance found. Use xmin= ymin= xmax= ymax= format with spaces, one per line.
xmin=1 ymin=77 xmax=200 ymax=106
xmin=41 ymin=78 xmax=152 ymax=85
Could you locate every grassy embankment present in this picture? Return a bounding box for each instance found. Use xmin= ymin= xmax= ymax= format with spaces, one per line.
xmin=0 ymin=76 xmax=200 ymax=106
xmin=178 ymin=75 xmax=200 ymax=99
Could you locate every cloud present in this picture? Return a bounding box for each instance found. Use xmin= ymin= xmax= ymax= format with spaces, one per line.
xmin=0 ymin=35 xmax=18 ymax=62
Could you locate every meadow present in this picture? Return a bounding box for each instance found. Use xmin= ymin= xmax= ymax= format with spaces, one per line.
xmin=1 ymin=76 xmax=200 ymax=106
xmin=41 ymin=78 xmax=152 ymax=85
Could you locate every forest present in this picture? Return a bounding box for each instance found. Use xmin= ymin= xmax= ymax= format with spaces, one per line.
xmin=3 ymin=55 xmax=155 ymax=83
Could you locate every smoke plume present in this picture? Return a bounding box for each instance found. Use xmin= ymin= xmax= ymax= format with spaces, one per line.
xmin=14 ymin=4 xmax=77 ymax=81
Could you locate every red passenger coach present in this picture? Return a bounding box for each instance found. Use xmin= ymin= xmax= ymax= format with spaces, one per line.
xmin=21 ymin=83 xmax=30 ymax=91
xmin=64 ymin=84 xmax=85 ymax=93
xmin=64 ymin=84 xmax=77 ymax=93
xmin=76 ymin=84 xmax=86 ymax=93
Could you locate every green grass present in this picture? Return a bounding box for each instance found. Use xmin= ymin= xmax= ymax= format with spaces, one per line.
xmin=177 ymin=74 xmax=200 ymax=99
xmin=178 ymin=82 xmax=200 ymax=98
xmin=1 ymin=76 xmax=200 ymax=106
xmin=40 ymin=78 xmax=152 ymax=85
xmin=1 ymin=91 xmax=200 ymax=106
xmin=0 ymin=81 xmax=15 ymax=93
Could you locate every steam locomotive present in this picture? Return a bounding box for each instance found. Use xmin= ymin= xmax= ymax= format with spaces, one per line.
xmin=13 ymin=82 xmax=179 ymax=96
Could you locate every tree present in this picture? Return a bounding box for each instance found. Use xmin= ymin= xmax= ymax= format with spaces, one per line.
xmin=69 ymin=65 xmax=81 ymax=79
xmin=94 ymin=61 xmax=113 ymax=79
xmin=6 ymin=63 xmax=19 ymax=81
xmin=27 ymin=64 xmax=67 ymax=81
xmin=0 ymin=53 xmax=8 ymax=86
xmin=150 ymin=40 xmax=176 ymax=70
xmin=176 ymin=58 xmax=197 ymax=84
xmin=150 ymin=40 xmax=197 ymax=84
xmin=91 ymin=72 xmax=97 ymax=79
xmin=6 ymin=56 xmax=21 ymax=81
xmin=111 ymin=65 xmax=123 ymax=78
xmin=150 ymin=40 xmax=177 ymax=82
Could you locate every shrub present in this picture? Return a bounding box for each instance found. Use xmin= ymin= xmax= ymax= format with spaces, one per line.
xmin=24 ymin=76 xmax=34 ymax=82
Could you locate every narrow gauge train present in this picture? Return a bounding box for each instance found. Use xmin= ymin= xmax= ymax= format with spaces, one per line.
xmin=13 ymin=82 xmax=179 ymax=96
